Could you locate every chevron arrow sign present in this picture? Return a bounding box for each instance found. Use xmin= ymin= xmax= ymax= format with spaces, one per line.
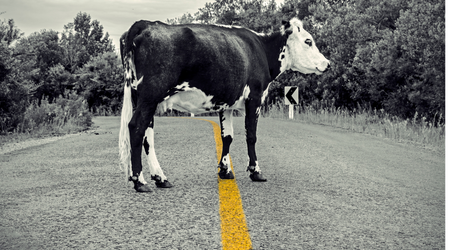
xmin=284 ymin=86 xmax=299 ymax=105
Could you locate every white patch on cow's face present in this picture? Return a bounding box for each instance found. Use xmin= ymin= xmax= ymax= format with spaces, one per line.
xmin=279 ymin=18 xmax=330 ymax=75
xmin=230 ymin=85 xmax=250 ymax=112
xmin=159 ymin=82 xmax=216 ymax=114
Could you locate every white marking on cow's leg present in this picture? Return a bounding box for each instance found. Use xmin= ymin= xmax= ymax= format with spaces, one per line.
xmin=144 ymin=127 xmax=168 ymax=182
xmin=221 ymin=154 xmax=232 ymax=174
xmin=218 ymin=110 xmax=234 ymax=179
xmin=253 ymin=161 xmax=262 ymax=173
xmin=221 ymin=109 xmax=234 ymax=138
xmin=119 ymin=80 xmax=133 ymax=181
xmin=137 ymin=171 xmax=148 ymax=184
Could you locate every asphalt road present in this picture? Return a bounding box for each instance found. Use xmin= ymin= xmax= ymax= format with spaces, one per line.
xmin=0 ymin=116 xmax=445 ymax=249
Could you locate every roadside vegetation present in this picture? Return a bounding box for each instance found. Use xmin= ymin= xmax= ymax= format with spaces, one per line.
xmin=263 ymin=102 xmax=445 ymax=150
xmin=0 ymin=0 xmax=444 ymax=150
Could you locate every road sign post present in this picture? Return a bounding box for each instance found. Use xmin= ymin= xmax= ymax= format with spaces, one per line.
xmin=284 ymin=87 xmax=299 ymax=120
xmin=288 ymin=104 xmax=294 ymax=119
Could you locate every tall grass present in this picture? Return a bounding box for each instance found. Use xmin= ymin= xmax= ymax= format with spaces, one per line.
xmin=262 ymin=101 xmax=445 ymax=149
xmin=0 ymin=93 xmax=93 ymax=145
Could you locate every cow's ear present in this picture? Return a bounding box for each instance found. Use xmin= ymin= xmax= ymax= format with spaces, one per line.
xmin=281 ymin=20 xmax=292 ymax=36
xmin=282 ymin=20 xmax=290 ymax=29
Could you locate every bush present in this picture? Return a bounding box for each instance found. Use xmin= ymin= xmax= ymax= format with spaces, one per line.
xmin=18 ymin=93 xmax=92 ymax=135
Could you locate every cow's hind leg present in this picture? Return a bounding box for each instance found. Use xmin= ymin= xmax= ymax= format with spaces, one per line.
xmin=128 ymin=107 xmax=155 ymax=192
xmin=119 ymin=81 xmax=153 ymax=192
xmin=245 ymin=98 xmax=267 ymax=182
xmin=143 ymin=118 xmax=173 ymax=188
xmin=218 ymin=109 xmax=234 ymax=179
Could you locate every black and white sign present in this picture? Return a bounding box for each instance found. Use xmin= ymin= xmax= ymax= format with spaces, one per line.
xmin=284 ymin=87 xmax=299 ymax=105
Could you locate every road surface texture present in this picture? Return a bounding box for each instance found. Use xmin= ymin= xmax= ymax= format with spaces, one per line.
xmin=0 ymin=116 xmax=444 ymax=249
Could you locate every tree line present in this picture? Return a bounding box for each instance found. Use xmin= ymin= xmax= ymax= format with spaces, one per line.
xmin=169 ymin=0 xmax=444 ymax=122
xmin=0 ymin=12 xmax=122 ymax=133
xmin=0 ymin=0 xmax=444 ymax=134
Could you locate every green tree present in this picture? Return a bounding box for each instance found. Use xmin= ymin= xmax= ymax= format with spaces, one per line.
xmin=0 ymin=18 xmax=23 ymax=45
xmin=167 ymin=13 xmax=196 ymax=25
xmin=0 ymin=19 xmax=28 ymax=133
xmin=12 ymin=30 xmax=70 ymax=102
xmin=352 ymin=0 xmax=444 ymax=119
xmin=235 ymin=0 xmax=280 ymax=32
xmin=61 ymin=12 xmax=114 ymax=72
xmin=76 ymin=52 xmax=123 ymax=114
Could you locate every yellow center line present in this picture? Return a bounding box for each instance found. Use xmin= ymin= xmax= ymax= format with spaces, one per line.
xmin=188 ymin=117 xmax=252 ymax=250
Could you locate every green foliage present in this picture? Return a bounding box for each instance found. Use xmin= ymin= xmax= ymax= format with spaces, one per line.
xmin=0 ymin=18 xmax=23 ymax=45
xmin=0 ymin=40 xmax=30 ymax=133
xmin=19 ymin=93 xmax=92 ymax=135
xmin=77 ymin=52 xmax=124 ymax=115
xmin=310 ymin=0 xmax=444 ymax=121
xmin=0 ymin=12 xmax=115 ymax=135
xmin=350 ymin=0 xmax=444 ymax=120
xmin=62 ymin=12 xmax=114 ymax=72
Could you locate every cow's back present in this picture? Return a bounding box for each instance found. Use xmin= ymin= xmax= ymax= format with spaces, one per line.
xmin=125 ymin=21 xmax=271 ymax=106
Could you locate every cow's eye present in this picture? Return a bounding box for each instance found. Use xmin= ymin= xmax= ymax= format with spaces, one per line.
xmin=305 ymin=39 xmax=312 ymax=47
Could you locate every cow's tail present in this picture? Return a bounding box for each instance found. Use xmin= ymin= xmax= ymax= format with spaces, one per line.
xmin=118 ymin=29 xmax=137 ymax=180
xmin=118 ymin=80 xmax=133 ymax=179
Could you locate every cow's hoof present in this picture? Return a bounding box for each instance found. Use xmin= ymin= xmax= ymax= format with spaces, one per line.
xmin=218 ymin=167 xmax=234 ymax=179
xmin=249 ymin=171 xmax=267 ymax=182
xmin=129 ymin=176 xmax=152 ymax=192
xmin=155 ymin=180 xmax=173 ymax=188
xmin=247 ymin=166 xmax=267 ymax=182
xmin=151 ymin=175 xmax=173 ymax=188
xmin=135 ymin=183 xmax=153 ymax=192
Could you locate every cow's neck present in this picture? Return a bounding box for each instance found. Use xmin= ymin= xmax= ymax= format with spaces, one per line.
xmin=260 ymin=32 xmax=287 ymax=80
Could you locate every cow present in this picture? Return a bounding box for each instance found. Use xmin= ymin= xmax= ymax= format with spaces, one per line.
xmin=119 ymin=17 xmax=330 ymax=192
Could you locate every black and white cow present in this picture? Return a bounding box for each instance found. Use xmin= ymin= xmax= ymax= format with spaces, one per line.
xmin=119 ymin=18 xmax=329 ymax=192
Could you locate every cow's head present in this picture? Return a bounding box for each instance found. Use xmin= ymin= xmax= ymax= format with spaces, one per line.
xmin=279 ymin=18 xmax=330 ymax=75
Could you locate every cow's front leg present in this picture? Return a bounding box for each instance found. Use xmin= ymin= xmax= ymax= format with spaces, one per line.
xmin=245 ymin=98 xmax=267 ymax=182
xmin=218 ymin=109 xmax=234 ymax=179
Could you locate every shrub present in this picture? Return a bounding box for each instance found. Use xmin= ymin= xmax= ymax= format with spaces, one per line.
xmin=19 ymin=92 xmax=92 ymax=136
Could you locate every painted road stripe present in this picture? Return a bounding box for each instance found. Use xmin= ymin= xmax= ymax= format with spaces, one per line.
xmin=192 ymin=118 xmax=252 ymax=250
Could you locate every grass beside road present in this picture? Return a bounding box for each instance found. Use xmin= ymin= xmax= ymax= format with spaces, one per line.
xmin=263 ymin=102 xmax=445 ymax=151
xmin=0 ymin=95 xmax=92 ymax=149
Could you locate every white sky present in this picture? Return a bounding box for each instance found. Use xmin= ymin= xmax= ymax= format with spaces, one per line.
xmin=1 ymin=0 xmax=284 ymax=52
